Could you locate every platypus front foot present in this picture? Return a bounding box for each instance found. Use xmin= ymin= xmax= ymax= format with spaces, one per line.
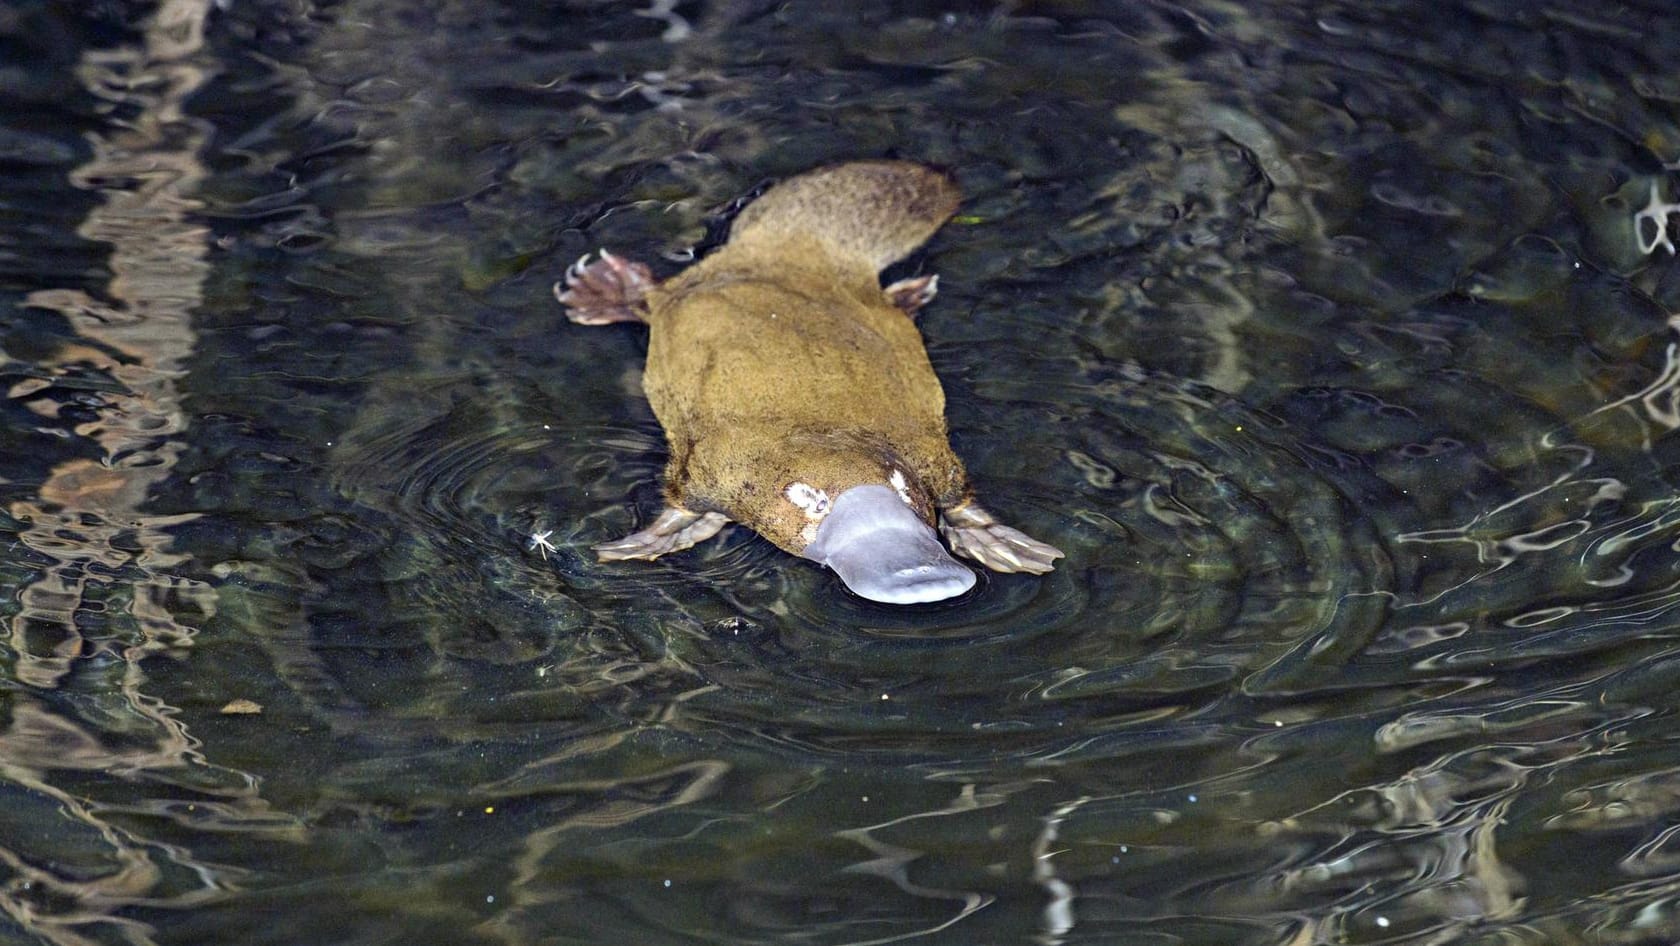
xmin=594 ymin=506 xmax=730 ymax=560
xmin=940 ymin=503 xmax=1064 ymax=575
xmin=556 ymin=249 xmax=654 ymax=325
xmin=884 ymin=273 xmax=939 ymax=316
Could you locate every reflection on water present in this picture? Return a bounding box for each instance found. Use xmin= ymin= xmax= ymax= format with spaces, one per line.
xmin=3 ymin=2 xmax=302 ymax=943
xmin=6 ymin=0 xmax=1680 ymax=943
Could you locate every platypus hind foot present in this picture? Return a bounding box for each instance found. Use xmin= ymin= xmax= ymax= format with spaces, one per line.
xmin=594 ymin=506 xmax=729 ymax=560
xmin=884 ymin=273 xmax=939 ymax=316
xmin=940 ymin=504 xmax=1064 ymax=575
xmin=556 ymin=249 xmax=654 ymax=325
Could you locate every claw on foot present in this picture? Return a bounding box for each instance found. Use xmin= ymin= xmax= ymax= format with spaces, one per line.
xmin=884 ymin=273 xmax=939 ymax=316
xmin=939 ymin=503 xmax=1063 ymax=575
xmin=594 ymin=506 xmax=730 ymax=560
xmin=555 ymin=249 xmax=656 ymax=325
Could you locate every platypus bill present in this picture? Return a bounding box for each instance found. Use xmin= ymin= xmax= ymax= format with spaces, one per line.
xmin=556 ymin=160 xmax=1062 ymax=604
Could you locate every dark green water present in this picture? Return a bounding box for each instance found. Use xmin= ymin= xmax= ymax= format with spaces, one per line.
xmin=6 ymin=0 xmax=1680 ymax=943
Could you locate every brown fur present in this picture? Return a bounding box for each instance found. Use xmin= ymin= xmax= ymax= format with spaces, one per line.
xmin=640 ymin=161 xmax=968 ymax=555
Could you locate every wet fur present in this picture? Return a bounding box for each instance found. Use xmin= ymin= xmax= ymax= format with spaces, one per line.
xmin=643 ymin=162 xmax=966 ymax=554
xmin=559 ymin=159 xmax=1061 ymax=582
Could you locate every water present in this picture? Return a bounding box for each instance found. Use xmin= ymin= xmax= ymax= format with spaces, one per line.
xmin=5 ymin=0 xmax=1680 ymax=942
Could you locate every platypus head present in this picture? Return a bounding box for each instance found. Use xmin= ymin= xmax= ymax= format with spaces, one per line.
xmin=759 ymin=455 xmax=974 ymax=604
xmin=798 ymin=482 xmax=976 ymax=604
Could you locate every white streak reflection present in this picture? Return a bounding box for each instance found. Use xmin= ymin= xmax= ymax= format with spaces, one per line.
xmin=832 ymin=784 xmax=997 ymax=946
xmin=1032 ymin=796 xmax=1090 ymax=945
xmin=1586 ymin=320 xmax=1680 ymax=448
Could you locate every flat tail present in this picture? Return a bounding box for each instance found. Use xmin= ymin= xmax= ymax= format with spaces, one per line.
xmin=726 ymin=161 xmax=961 ymax=275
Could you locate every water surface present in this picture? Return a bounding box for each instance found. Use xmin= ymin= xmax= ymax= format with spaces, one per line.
xmin=6 ymin=1 xmax=1680 ymax=943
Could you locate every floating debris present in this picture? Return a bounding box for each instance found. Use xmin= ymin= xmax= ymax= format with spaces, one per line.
xmin=526 ymin=528 xmax=557 ymax=561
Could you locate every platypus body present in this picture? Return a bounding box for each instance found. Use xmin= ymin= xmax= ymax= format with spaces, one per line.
xmin=558 ymin=160 xmax=1061 ymax=604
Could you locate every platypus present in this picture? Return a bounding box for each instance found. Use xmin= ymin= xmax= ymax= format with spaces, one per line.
xmin=556 ymin=160 xmax=1062 ymax=604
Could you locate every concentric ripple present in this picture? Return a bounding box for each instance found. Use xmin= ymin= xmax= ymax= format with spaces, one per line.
xmin=443 ymin=360 xmax=1399 ymax=771
xmin=237 ymin=336 xmax=1409 ymax=778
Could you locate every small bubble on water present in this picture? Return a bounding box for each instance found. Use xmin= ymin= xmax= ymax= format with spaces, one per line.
xmin=1376 ymin=916 xmax=1390 ymax=928
xmin=1188 ymin=794 xmax=1198 ymax=803
xmin=663 ymin=879 xmax=672 ymax=889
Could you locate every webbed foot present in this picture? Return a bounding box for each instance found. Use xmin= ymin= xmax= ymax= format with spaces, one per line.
xmin=555 ymin=249 xmax=655 ymax=325
xmin=594 ymin=506 xmax=730 ymax=560
xmin=940 ymin=503 xmax=1063 ymax=575
xmin=884 ymin=273 xmax=939 ymax=316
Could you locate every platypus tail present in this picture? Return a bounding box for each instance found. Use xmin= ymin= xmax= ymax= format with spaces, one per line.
xmin=727 ymin=160 xmax=961 ymax=275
